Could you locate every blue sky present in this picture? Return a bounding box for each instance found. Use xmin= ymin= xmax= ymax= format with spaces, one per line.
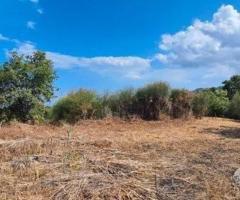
xmin=1 ymin=0 xmax=240 ymax=99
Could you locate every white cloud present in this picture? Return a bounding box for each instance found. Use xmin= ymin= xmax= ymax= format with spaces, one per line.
xmin=29 ymin=0 xmax=39 ymax=3
xmin=26 ymin=21 xmax=36 ymax=30
xmin=8 ymin=4 xmax=240 ymax=89
xmin=0 ymin=34 xmax=9 ymax=41
xmin=13 ymin=42 xmax=151 ymax=80
xmin=155 ymin=4 xmax=240 ymax=81
xmin=37 ymin=9 xmax=43 ymax=14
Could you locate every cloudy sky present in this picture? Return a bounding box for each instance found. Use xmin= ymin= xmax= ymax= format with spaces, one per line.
xmin=1 ymin=0 xmax=240 ymax=97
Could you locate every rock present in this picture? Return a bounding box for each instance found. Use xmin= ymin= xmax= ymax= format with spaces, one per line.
xmin=233 ymin=168 xmax=240 ymax=186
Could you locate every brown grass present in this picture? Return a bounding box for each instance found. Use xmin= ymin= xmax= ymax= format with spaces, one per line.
xmin=0 ymin=117 xmax=240 ymax=199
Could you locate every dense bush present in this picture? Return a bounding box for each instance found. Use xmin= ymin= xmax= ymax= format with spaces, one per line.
xmin=192 ymin=92 xmax=209 ymax=118
xmin=228 ymin=92 xmax=240 ymax=119
xmin=0 ymin=52 xmax=56 ymax=123
xmin=106 ymin=89 xmax=136 ymax=119
xmin=171 ymin=89 xmax=192 ymax=118
xmin=51 ymin=89 xmax=103 ymax=123
xmin=192 ymin=89 xmax=229 ymax=118
xmin=135 ymin=82 xmax=170 ymax=120
xmin=206 ymin=89 xmax=229 ymax=117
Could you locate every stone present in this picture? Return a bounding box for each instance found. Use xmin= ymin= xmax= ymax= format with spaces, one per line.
xmin=233 ymin=168 xmax=240 ymax=186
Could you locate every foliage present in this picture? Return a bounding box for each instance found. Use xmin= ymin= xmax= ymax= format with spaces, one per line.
xmin=206 ymin=89 xmax=230 ymax=117
xmin=0 ymin=52 xmax=56 ymax=123
xmin=192 ymin=92 xmax=209 ymax=118
xmin=228 ymin=92 xmax=240 ymax=119
xmin=223 ymin=75 xmax=240 ymax=99
xmin=51 ymin=89 xmax=103 ymax=123
xmin=135 ymin=82 xmax=170 ymax=120
xmin=192 ymin=89 xmax=229 ymax=118
xmin=171 ymin=89 xmax=192 ymax=118
xmin=106 ymin=89 xmax=136 ymax=119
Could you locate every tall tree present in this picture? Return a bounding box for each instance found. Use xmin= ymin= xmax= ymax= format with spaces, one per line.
xmin=0 ymin=51 xmax=56 ymax=123
xmin=223 ymin=75 xmax=240 ymax=99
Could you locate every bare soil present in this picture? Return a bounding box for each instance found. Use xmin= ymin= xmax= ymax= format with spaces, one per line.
xmin=0 ymin=117 xmax=240 ymax=199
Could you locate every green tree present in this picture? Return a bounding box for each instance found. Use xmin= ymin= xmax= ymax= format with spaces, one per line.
xmin=223 ymin=75 xmax=240 ymax=99
xmin=0 ymin=52 xmax=56 ymax=123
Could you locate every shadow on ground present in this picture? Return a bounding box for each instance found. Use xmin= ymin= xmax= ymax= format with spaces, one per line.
xmin=203 ymin=126 xmax=240 ymax=139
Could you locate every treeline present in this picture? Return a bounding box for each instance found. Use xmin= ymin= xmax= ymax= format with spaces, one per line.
xmin=51 ymin=80 xmax=240 ymax=123
xmin=1 ymin=52 xmax=240 ymax=124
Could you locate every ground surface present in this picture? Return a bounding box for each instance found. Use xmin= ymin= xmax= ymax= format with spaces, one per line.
xmin=0 ymin=117 xmax=240 ymax=200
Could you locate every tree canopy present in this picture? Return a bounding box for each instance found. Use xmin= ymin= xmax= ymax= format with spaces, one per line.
xmin=0 ymin=51 xmax=56 ymax=123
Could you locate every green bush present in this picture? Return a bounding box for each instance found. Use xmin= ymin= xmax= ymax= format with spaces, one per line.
xmin=135 ymin=82 xmax=170 ymax=120
xmin=106 ymin=89 xmax=136 ymax=119
xmin=192 ymin=92 xmax=209 ymax=118
xmin=51 ymin=89 xmax=103 ymax=123
xmin=192 ymin=89 xmax=229 ymax=118
xmin=171 ymin=89 xmax=192 ymax=118
xmin=207 ymin=89 xmax=229 ymax=117
xmin=228 ymin=92 xmax=240 ymax=119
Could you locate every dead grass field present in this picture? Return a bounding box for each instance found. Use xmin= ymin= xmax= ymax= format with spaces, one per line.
xmin=0 ymin=117 xmax=240 ymax=200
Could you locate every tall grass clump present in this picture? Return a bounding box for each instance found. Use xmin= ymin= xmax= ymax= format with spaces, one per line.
xmin=171 ymin=89 xmax=192 ymax=118
xmin=51 ymin=89 xmax=103 ymax=123
xmin=135 ymin=82 xmax=170 ymax=120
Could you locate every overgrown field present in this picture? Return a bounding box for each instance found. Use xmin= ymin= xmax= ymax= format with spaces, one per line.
xmin=0 ymin=118 xmax=240 ymax=199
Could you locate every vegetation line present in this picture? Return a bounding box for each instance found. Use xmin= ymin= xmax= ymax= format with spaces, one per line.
xmin=1 ymin=51 xmax=240 ymax=124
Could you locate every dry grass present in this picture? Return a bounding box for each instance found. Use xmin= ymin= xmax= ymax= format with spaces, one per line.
xmin=0 ymin=117 xmax=240 ymax=199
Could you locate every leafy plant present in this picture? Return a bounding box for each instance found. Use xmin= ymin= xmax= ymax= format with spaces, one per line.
xmin=192 ymin=92 xmax=209 ymax=118
xmin=106 ymin=89 xmax=136 ymax=119
xmin=51 ymin=89 xmax=103 ymax=123
xmin=0 ymin=52 xmax=56 ymax=123
xmin=135 ymin=82 xmax=170 ymax=120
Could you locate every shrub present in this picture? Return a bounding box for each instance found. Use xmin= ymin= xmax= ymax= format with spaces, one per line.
xmin=192 ymin=89 xmax=229 ymax=118
xmin=171 ymin=89 xmax=192 ymax=118
xmin=51 ymin=89 xmax=103 ymax=123
xmin=207 ymin=89 xmax=229 ymax=117
xmin=228 ymin=92 xmax=240 ymax=119
xmin=135 ymin=82 xmax=170 ymax=120
xmin=192 ymin=92 xmax=209 ymax=118
xmin=106 ymin=89 xmax=136 ymax=119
